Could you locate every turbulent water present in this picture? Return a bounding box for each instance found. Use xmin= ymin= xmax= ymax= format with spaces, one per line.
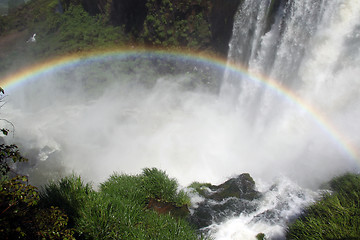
xmin=1 ymin=0 xmax=360 ymax=239
xmin=211 ymin=0 xmax=360 ymax=238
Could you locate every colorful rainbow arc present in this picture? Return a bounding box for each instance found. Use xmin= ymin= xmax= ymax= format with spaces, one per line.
xmin=0 ymin=48 xmax=359 ymax=163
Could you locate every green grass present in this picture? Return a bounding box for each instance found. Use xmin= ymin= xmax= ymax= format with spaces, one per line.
xmin=100 ymin=173 xmax=148 ymax=206
xmin=40 ymin=168 xmax=201 ymax=239
xmin=141 ymin=167 xmax=191 ymax=206
xmin=76 ymin=192 xmax=145 ymax=239
xmin=286 ymin=173 xmax=360 ymax=240
xmin=39 ymin=174 xmax=93 ymax=227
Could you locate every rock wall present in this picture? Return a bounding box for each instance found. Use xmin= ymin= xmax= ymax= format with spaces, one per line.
xmin=209 ymin=0 xmax=242 ymax=55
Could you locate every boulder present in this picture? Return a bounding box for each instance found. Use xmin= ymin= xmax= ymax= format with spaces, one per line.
xmin=189 ymin=173 xmax=262 ymax=229
xmin=209 ymin=173 xmax=261 ymax=201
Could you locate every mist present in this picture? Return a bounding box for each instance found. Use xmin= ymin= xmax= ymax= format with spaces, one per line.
xmin=1 ymin=53 xmax=358 ymax=189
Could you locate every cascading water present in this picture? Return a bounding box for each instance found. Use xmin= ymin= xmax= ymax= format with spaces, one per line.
xmin=207 ymin=0 xmax=360 ymax=239
xmin=1 ymin=0 xmax=360 ymax=239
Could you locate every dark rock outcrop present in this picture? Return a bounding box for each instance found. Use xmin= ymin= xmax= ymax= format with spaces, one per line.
xmin=209 ymin=173 xmax=261 ymax=201
xmin=209 ymin=0 xmax=243 ymax=55
xmin=189 ymin=173 xmax=262 ymax=229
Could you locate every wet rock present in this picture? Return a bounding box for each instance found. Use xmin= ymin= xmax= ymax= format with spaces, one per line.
xmin=189 ymin=173 xmax=262 ymax=229
xmin=209 ymin=173 xmax=261 ymax=201
xmin=210 ymin=0 xmax=243 ymax=55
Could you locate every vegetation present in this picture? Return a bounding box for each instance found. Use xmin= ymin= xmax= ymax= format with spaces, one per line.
xmin=286 ymin=173 xmax=360 ymax=240
xmin=140 ymin=167 xmax=190 ymax=206
xmin=0 ymin=90 xmax=75 ymax=239
xmin=39 ymin=168 xmax=198 ymax=239
xmin=2 ymin=2 xmax=360 ymax=238
xmin=39 ymin=175 xmax=93 ymax=228
xmin=141 ymin=0 xmax=212 ymax=49
xmin=188 ymin=181 xmax=212 ymax=196
xmin=0 ymin=0 xmax=127 ymax=73
xmin=1 ymin=151 xmax=201 ymax=239
xmin=0 ymin=0 xmax=223 ymax=61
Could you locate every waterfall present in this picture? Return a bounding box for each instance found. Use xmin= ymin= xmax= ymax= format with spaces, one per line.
xmin=209 ymin=0 xmax=360 ymax=239
xmin=222 ymin=0 xmax=360 ymax=114
xmin=220 ymin=0 xmax=360 ymax=158
xmin=2 ymin=1 xmax=360 ymax=239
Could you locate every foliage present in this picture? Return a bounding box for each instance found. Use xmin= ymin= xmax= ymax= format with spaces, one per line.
xmin=286 ymin=173 xmax=360 ymax=240
xmin=0 ymin=149 xmax=74 ymax=239
xmin=47 ymin=4 xmax=126 ymax=54
xmin=0 ymin=0 xmax=57 ymax=33
xmin=0 ymin=99 xmax=75 ymax=239
xmin=141 ymin=0 xmax=212 ymax=49
xmin=0 ymin=144 xmax=27 ymax=176
xmin=0 ymin=175 xmax=75 ymax=239
xmin=0 ymin=175 xmax=39 ymax=238
xmin=34 ymin=206 xmax=75 ymax=239
xmin=39 ymin=174 xmax=93 ymax=227
xmin=0 ymin=0 xmax=127 ymax=73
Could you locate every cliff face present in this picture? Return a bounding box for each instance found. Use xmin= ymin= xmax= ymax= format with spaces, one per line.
xmin=210 ymin=0 xmax=242 ymax=55
xmin=62 ymin=0 xmax=242 ymax=56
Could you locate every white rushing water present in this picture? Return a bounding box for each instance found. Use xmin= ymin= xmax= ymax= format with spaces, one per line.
xmin=212 ymin=0 xmax=360 ymax=239
xmin=208 ymin=178 xmax=319 ymax=240
xmin=1 ymin=0 xmax=360 ymax=239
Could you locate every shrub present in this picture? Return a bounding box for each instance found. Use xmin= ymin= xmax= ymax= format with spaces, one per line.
xmin=0 ymin=136 xmax=74 ymax=239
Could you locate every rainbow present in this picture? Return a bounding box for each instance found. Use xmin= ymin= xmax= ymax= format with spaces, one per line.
xmin=0 ymin=47 xmax=359 ymax=163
